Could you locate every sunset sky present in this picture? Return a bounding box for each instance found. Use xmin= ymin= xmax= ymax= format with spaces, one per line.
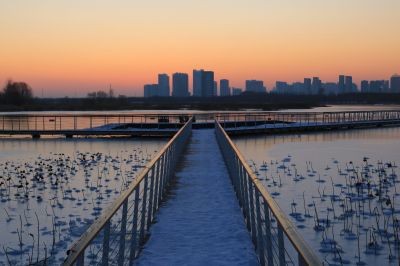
xmin=0 ymin=0 xmax=399 ymax=97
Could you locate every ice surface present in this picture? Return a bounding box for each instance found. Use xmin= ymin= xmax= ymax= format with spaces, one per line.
xmin=0 ymin=138 xmax=164 ymax=265
xmin=136 ymin=130 xmax=258 ymax=266
xmin=234 ymin=127 xmax=400 ymax=265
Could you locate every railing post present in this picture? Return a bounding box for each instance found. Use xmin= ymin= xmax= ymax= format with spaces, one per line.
xmin=278 ymin=223 xmax=285 ymax=266
xmin=102 ymin=220 xmax=111 ymax=266
xmin=247 ymin=175 xmax=257 ymax=245
xmin=255 ymin=190 xmax=265 ymax=266
xmin=264 ymin=202 xmax=274 ymax=266
xmin=241 ymin=166 xmax=251 ymax=231
xmin=118 ymin=200 xmax=128 ymax=266
xmin=129 ymin=188 xmax=140 ymax=264
xmin=139 ymin=174 xmax=149 ymax=244
xmin=237 ymin=157 xmax=245 ymax=208
xmin=153 ymin=160 xmax=161 ymax=215
xmin=147 ymin=167 xmax=156 ymax=230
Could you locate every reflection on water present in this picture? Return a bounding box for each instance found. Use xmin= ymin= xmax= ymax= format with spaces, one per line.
xmin=234 ymin=126 xmax=400 ymax=159
xmin=0 ymin=137 xmax=165 ymax=160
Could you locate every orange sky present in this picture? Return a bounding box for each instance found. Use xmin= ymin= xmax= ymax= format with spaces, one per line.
xmin=0 ymin=0 xmax=399 ymax=97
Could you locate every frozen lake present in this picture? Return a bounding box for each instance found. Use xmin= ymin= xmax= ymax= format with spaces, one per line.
xmin=0 ymin=137 xmax=165 ymax=265
xmin=234 ymin=126 xmax=400 ymax=265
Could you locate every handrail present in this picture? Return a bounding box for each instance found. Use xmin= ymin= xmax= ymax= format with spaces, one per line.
xmin=215 ymin=120 xmax=322 ymax=266
xmin=63 ymin=117 xmax=193 ymax=265
xmin=1 ymin=110 xmax=400 ymax=133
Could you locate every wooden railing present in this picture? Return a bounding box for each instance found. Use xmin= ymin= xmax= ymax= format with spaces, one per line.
xmin=62 ymin=118 xmax=193 ymax=265
xmin=215 ymin=121 xmax=322 ymax=266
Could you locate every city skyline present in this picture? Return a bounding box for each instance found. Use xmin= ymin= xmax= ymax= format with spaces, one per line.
xmin=1 ymin=0 xmax=399 ymax=97
xmin=144 ymin=71 xmax=400 ymax=97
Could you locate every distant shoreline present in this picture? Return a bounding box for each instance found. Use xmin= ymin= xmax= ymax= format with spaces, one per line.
xmin=1 ymin=93 xmax=399 ymax=112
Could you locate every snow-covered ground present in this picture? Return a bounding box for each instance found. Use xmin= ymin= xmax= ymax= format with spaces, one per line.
xmin=136 ymin=130 xmax=258 ymax=266
xmin=0 ymin=138 xmax=165 ymax=265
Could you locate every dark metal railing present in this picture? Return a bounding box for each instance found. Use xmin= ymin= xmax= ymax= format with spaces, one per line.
xmin=215 ymin=121 xmax=322 ymax=266
xmin=1 ymin=110 xmax=400 ymax=133
xmin=62 ymin=118 xmax=193 ymax=266
xmin=216 ymin=110 xmax=400 ymax=129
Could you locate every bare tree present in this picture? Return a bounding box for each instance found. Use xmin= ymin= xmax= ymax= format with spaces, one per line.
xmin=1 ymin=80 xmax=33 ymax=105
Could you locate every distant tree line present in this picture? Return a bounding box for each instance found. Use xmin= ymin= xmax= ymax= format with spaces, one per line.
xmin=0 ymin=80 xmax=33 ymax=105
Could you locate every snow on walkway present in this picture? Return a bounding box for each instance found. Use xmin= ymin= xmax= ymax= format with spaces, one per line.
xmin=136 ymin=129 xmax=259 ymax=266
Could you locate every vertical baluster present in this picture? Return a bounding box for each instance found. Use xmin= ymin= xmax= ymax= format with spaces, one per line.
xmin=255 ymin=190 xmax=265 ymax=265
xmin=241 ymin=166 xmax=251 ymax=230
xmin=118 ymin=200 xmax=128 ymax=266
xmin=278 ymin=223 xmax=285 ymax=266
xmin=139 ymin=175 xmax=149 ymax=244
xmin=102 ymin=220 xmax=111 ymax=266
xmin=147 ymin=168 xmax=155 ymax=230
xmin=264 ymin=202 xmax=274 ymax=266
xmin=248 ymin=175 xmax=257 ymax=245
xmin=153 ymin=160 xmax=161 ymax=215
xmin=129 ymin=188 xmax=140 ymax=264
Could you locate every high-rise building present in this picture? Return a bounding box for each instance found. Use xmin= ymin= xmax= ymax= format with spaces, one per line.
xmin=292 ymin=82 xmax=306 ymax=94
xmin=193 ymin=69 xmax=215 ymax=97
xmin=144 ymin=84 xmax=159 ymax=97
xmin=322 ymin=83 xmax=339 ymax=95
xmin=338 ymin=75 xmax=345 ymax=94
xmin=172 ymin=73 xmax=189 ymax=97
xmin=275 ymin=81 xmax=289 ymax=94
xmin=369 ymin=80 xmax=385 ymax=93
xmin=304 ymin=78 xmax=312 ymax=94
xmin=232 ymin=88 xmax=243 ymax=96
xmin=202 ymin=71 xmax=214 ymax=97
xmin=193 ymin=69 xmax=203 ymax=97
xmin=361 ymin=80 xmax=369 ymax=93
xmin=245 ymin=80 xmax=266 ymax=93
xmin=213 ymin=81 xmax=218 ymax=96
xmin=220 ymin=79 xmax=230 ymax=96
xmin=383 ymin=80 xmax=390 ymax=92
xmin=391 ymin=74 xmax=400 ymax=93
xmin=158 ymin=74 xmax=170 ymax=97
xmin=312 ymin=77 xmax=321 ymax=94
xmin=345 ymin=76 xmax=353 ymax=93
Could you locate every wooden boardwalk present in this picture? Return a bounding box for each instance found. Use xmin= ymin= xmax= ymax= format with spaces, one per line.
xmin=136 ymin=130 xmax=258 ymax=265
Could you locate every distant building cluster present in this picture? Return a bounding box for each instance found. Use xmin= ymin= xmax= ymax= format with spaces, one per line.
xmin=144 ymin=70 xmax=400 ymax=97
xmin=273 ymin=75 xmax=357 ymax=95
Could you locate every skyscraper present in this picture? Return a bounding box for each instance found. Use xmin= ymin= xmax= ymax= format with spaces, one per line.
xmin=304 ymin=78 xmax=312 ymax=94
xmin=202 ymin=71 xmax=214 ymax=97
xmin=391 ymin=74 xmax=400 ymax=93
xmin=338 ymin=75 xmax=345 ymax=94
xmin=172 ymin=73 xmax=189 ymax=97
xmin=345 ymin=76 xmax=353 ymax=93
xmin=158 ymin=74 xmax=170 ymax=97
xmin=361 ymin=80 xmax=369 ymax=93
xmin=143 ymin=84 xmax=159 ymax=97
xmin=245 ymin=80 xmax=266 ymax=93
xmin=232 ymin=88 xmax=243 ymax=96
xmin=213 ymin=81 xmax=218 ymax=96
xmin=220 ymin=79 xmax=231 ymax=96
xmin=275 ymin=81 xmax=289 ymax=94
xmin=312 ymin=77 xmax=321 ymax=94
xmin=193 ymin=69 xmax=203 ymax=97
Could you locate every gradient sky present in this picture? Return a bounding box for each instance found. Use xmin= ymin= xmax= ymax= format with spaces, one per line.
xmin=0 ymin=0 xmax=399 ymax=97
